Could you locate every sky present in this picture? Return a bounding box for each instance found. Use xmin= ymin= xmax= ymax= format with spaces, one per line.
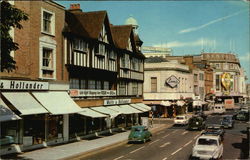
xmin=57 ymin=0 xmax=250 ymax=82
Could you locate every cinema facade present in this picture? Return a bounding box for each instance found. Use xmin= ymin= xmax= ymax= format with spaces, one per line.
xmin=0 ymin=1 xmax=150 ymax=155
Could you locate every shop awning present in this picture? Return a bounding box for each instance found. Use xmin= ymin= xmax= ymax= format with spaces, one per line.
xmin=0 ymin=99 xmax=21 ymax=122
xmin=177 ymin=101 xmax=185 ymax=106
xmin=119 ymin=105 xmax=142 ymax=114
xmin=2 ymin=92 xmax=49 ymax=115
xmin=32 ymin=91 xmax=82 ymax=115
xmin=91 ymin=106 xmax=120 ymax=118
xmin=78 ymin=108 xmax=108 ymax=118
xmin=107 ymin=105 xmax=124 ymax=114
xmin=161 ymin=101 xmax=172 ymax=107
xmin=130 ymin=104 xmax=149 ymax=112
xmin=135 ymin=103 xmax=151 ymax=111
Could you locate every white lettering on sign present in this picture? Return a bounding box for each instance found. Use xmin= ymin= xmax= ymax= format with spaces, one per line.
xmin=69 ymin=89 xmax=116 ymax=97
xmin=166 ymin=75 xmax=180 ymax=88
xmin=104 ymin=99 xmax=131 ymax=105
xmin=0 ymin=79 xmax=49 ymax=90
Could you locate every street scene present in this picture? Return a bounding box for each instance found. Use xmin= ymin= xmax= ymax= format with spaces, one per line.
xmin=0 ymin=0 xmax=249 ymax=160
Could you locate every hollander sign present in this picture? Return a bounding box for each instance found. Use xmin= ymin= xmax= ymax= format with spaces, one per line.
xmin=0 ymin=79 xmax=49 ymax=90
xmin=70 ymin=89 xmax=116 ymax=97
xmin=104 ymin=99 xmax=131 ymax=105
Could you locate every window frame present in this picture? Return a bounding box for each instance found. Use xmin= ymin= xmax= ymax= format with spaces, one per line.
xmin=41 ymin=8 xmax=55 ymax=36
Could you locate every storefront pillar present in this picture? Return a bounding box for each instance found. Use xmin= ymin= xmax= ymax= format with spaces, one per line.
xmin=63 ymin=114 xmax=69 ymax=142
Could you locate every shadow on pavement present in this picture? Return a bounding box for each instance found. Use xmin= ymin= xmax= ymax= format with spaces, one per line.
xmin=1 ymin=154 xmax=31 ymax=160
xmin=232 ymin=137 xmax=249 ymax=159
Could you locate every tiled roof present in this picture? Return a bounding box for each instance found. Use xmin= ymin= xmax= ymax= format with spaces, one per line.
xmin=64 ymin=10 xmax=108 ymax=40
xmin=110 ymin=25 xmax=133 ymax=49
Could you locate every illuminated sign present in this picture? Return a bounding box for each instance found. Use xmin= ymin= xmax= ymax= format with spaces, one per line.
xmin=221 ymin=73 xmax=233 ymax=95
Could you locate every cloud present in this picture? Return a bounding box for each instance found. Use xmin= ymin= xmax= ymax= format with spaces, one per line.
xmin=153 ymin=38 xmax=214 ymax=48
xmin=178 ymin=9 xmax=247 ymax=34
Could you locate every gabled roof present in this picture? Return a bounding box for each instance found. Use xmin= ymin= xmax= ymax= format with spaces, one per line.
xmin=64 ymin=10 xmax=113 ymax=43
xmin=110 ymin=25 xmax=133 ymax=50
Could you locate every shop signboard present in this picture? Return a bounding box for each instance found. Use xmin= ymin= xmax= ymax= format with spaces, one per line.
xmin=104 ymin=99 xmax=131 ymax=105
xmin=69 ymin=89 xmax=116 ymax=97
xmin=0 ymin=79 xmax=49 ymax=90
xmin=165 ymin=75 xmax=179 ymax=88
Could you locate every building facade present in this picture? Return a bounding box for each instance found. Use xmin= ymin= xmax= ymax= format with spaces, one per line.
xmin=143 ymin=60 xmax=194 ymax=117
xmin=0 ymin=2 xmax=150 ymax=156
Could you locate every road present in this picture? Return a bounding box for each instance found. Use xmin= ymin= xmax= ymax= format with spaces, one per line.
xmin=72 ymin=111 xmax=249 ymax=160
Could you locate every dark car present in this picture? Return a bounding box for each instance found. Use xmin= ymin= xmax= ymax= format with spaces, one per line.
xmin=221 ymin=115 xmax=234 ymax=128
xmin=202 ymin=124 xmax=225 ymax=140
xmin=187 ymin=116 xmax=206 ymax=130
xmin=194 ymin=111 xmax=207 ymax=120
xmin=128 ymin=126 xmax=152 ymax=143
xmin=236 ymin=111 xmax=249 ymax=121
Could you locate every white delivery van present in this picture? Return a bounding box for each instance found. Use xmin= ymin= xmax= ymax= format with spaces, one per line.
xmin=213 ymin=104 xmax=226 ymax=114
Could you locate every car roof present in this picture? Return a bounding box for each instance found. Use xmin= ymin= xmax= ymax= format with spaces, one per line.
xmin=198 ymin=135 xmax=220 ymax=140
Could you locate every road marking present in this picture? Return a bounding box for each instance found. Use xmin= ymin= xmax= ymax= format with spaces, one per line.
xmin=183 ymin=140 xmax=193 ymax=147
xmin=172 ymin=130 xmax=178 ymax=133
xmin=162 ymin=134 xmax=170 ymax=138
xmin=125 ymin=144 xmax=133 ymax=147
xmin=162 ymin=157 xmax=168 ymax=160
xmin=157 ymin=131 xmax=165 ymax=135
xmin=113 ymin=155 xmax=124 ymax=160
xmin=181 ymin=131 xmax=188 ymax=135
xmin=171 ymin=148 xmax=182 ymax=155
xmin=130 ymin=146 xmax=145 ymax=154
xmin=193 ymin=134 xmax=200 ymax=140
xmin=160 ymin=142 xmax=171 ymax=148
xmin=149 ymin=139 xmax=160 ymax=145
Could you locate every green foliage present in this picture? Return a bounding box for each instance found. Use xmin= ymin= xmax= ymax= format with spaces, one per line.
xmin=0 ymin=0 xmax=28 ymax=72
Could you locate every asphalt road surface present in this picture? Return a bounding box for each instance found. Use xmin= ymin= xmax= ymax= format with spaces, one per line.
xmin=73 ymin=111 xmax=249 ymax=160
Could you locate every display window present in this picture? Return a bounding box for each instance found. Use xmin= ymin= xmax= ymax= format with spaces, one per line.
xmin=23 ymin=115 xmax=45 ymax=145
xmin=46 ymin=115 xmax=63 ymax=141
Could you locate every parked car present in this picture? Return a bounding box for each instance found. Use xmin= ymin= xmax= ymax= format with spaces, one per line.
xmin=174 ymin=115 xmax=189 ymax=125
xmin=202 ymin=124 xmax=225 ymax=141
xmin=221 ymin=115 xmax=234 ymax=128
xmin=0 ymin=135 xmax=14 ymax=146
xmin=212 ymin=105 xmax=226 ymax=114
xmin=236 ymin=111 xmax=249 ymax=121
xmin=191 ymin=135 xmax=223 ymax=159
xmin=187 ymin=116 xmax=206 ymax=130
xmin=128 ymin=126 xmax=152 ymax=143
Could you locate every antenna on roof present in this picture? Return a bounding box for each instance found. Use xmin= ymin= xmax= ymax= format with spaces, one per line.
xmin=213 ymin=39 xmax=216 ymax=53
xmin=229 ymin=39 xmax=232 ymax=53
xmin=201 ymin=38 xmax=204 ymax=53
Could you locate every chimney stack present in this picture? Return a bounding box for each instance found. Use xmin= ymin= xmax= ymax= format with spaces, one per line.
xmin=69 ymin=4 xmax=82 ymax=12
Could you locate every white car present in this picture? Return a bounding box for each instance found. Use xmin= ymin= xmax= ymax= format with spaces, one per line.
xmin=192 ymin=135 xmax=223 ymax=159
xmin=174 ymin=115 xmax=189 ymax=125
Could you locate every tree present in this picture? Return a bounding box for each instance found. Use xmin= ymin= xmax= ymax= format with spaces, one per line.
xmin=0 ymin=0 xmax=28 ymax=72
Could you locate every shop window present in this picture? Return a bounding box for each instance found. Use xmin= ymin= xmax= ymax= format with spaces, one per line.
xmin=47 ymin=115 xmax=63 ymax=141
xmin=70 ymin=78 xmax=80 ymax=89
xmin=1 ymin=121 xmax=19 ymax=145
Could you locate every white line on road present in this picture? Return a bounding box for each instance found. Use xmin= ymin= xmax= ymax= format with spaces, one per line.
xmin=160 ymin=142 xmax=171 ymax=148
xmin=149 ymin=139 xmax=160 ymax=145
xmin=113 ymin=155 xmax=124 ymax=160
xmin=162 ymin=134 xmax=170 ymax=138
xmin=183 ymin=140 xmax=193 ymax=147
xmin=181 ymin=131 xmax=188 ymax=135
xmin=193 ymin=134 xmax=200 ymax=140
xmin=162 ymin=157 xmax=168 ymax=160
xmin=130 ymin=146 xmax=145 ymax=154
xmin=172 ymin=130 xmax=178 ymax=133
xmin=171 ymin=148 xmax=182 ymax=155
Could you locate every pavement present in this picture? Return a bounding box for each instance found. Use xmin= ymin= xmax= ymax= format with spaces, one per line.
xmin=1 ymin=119 xmax=172 ymax=160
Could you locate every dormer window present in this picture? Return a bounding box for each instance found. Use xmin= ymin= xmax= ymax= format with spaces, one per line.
xmin=95 ymin=43 xmax=105 ymax=56
xmin=99 ymin=24 xmax=108 ymax=43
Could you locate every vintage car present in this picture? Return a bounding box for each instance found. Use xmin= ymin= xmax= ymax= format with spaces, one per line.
xmin=187 ymin=116 xmax=206 ymax=130
xmin=174 ymin=115 xmax=189 ymax=125
xmin=191 ymin=135 xmax=223 ymax=159
xmin=221 ymin=115 xmax=234 ymax=128
xmin=202 ymin=124 xmax=225 ymax=141
xmin=212 ymin=105 xmax=226 ymax=114
xmin=236 ymin=111 xmax=249 ymax=121
xmin=128 ymin=126 xmax=152 ymax=143
xmin=0 ymin=135 xmax=14 ymax=146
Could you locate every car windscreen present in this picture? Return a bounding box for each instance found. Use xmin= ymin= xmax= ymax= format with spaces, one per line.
xmin=176 ymin=117 xmax=184 ymax=120
xmin=198 ymin=138 xmax=218 ymax=146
